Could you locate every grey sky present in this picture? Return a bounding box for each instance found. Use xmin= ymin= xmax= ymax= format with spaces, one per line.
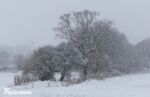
xmin=0 ymin=0 xmax=150 ymax=47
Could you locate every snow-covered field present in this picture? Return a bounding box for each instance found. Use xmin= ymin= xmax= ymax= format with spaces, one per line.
xmin=0 ymin=72 xmax=150 ymax=97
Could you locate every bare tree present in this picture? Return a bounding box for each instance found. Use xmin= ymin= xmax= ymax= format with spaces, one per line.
xmin=23 ymin=46 xmax=57 ymax=81
xmin=54 ymin=10 xmax=101 ymax=81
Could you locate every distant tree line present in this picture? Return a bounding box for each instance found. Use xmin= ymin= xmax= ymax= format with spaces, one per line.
xmin=15 ymin=10 xmax=150 ymax=83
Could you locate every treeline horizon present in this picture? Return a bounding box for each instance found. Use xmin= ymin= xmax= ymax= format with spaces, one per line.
xmin=1 ymin=10 xmax=150 ymax=84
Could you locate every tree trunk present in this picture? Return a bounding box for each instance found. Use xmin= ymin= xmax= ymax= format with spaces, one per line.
xmin=82 ymin=65 xmax=88 ymax=81
xmin=59 ymin=74 xmax=65 ymax=81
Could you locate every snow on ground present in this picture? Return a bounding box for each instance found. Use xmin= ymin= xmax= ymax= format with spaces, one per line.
xmin=0 ymin=72 xmax=150 ymax=97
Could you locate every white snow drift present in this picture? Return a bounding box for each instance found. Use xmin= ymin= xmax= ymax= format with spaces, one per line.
xmin=0 ymin=72 xmax=150 ymax=97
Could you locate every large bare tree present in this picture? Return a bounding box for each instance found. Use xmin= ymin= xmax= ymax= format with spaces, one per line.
xmin=54 ymin=10 xmax=100 ymax=80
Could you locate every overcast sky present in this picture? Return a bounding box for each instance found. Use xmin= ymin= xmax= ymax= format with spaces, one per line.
xmin=0 ymin=0 xmax=150 ymax=47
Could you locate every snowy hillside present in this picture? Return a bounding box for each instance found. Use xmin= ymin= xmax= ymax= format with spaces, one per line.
xmin=0 ymin=72 xmax=150 ymax=97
